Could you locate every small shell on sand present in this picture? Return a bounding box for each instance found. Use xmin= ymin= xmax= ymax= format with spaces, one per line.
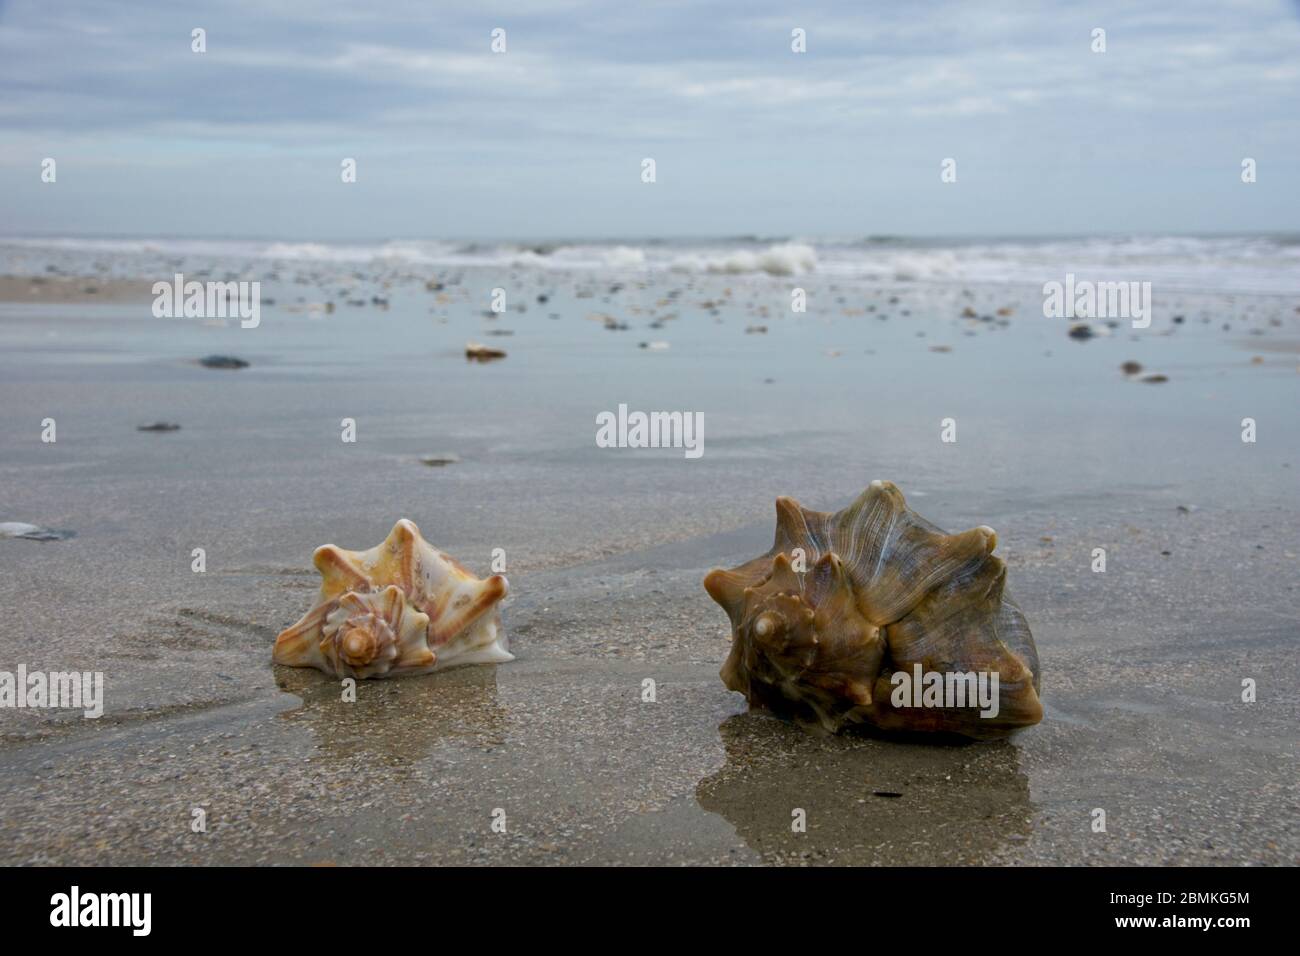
xmin=465 ymin=341 xmax=506 ymax=362
xmin=0 ymin=522 xmax=74 ymax=541
xmin=273 ymin=519 xmax=510 ymax=679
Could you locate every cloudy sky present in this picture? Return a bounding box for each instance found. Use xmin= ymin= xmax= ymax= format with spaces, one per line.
xmin=1 ymin=0 xmax=1297 ymax=239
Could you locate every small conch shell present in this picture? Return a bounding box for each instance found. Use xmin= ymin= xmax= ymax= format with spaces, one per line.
xmin=274 ymin=519 xmax=511 ymax=679
xmin=704 ymin=481 xmax=1042 ymax=739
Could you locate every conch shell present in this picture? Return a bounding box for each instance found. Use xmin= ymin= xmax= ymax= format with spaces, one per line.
xmin=703 ymin=481 xmax=1042 ymax=739
xmin=273 ymin=519 xmax=511 ymax=679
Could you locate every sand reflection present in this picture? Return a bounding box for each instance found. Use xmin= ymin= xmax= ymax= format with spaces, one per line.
xmin=696 ymin=712 xmax=1033 ymax=865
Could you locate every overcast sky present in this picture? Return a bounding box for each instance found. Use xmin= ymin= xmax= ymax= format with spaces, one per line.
xmin=1 ymin=0 xmax=1297 ymax=239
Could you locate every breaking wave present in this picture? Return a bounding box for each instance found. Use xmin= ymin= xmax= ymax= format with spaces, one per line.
xmin=4 ymin=234 xmax=1299 ymax=293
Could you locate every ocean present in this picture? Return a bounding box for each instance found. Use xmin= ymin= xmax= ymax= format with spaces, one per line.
xmin=3 ymin=233 xmax=1299 ymax=296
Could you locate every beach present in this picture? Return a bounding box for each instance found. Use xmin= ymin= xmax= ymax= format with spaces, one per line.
xmin=0 ymin=236 xmax=1296 ymax=865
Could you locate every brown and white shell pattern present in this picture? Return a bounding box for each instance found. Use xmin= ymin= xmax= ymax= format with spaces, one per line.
xmin=704 ymin=481 xmax=1042 ymax=738
xmin=273 ymin=519 xmax=510 ymax=679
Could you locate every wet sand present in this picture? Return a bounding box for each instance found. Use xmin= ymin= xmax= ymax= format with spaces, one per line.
xmin=0 ymin=265 xmax=1296 ymax=865
xmin=0 ymin=275 xmax=156 ymax=305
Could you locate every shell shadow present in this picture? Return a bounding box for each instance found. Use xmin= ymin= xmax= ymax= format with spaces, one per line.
xmin=695 ymin=711 xmax=1034 ymax=865
xmin=272 ymin=664 xmax=509 ymax=765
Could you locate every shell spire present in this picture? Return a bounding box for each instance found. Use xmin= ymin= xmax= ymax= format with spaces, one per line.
xmin=273 ymin=519 xmax=511 ymax=679
xmin=704 ymin=481 xmax=1041 ymax=738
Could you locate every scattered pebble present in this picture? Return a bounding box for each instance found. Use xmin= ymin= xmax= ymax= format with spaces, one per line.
xmin=418 ymin=454 xmax=460 ymax=467
xmin=0 ymin=522 xmax=74 ymax=542
xmin=465 ymin=341 xmax=506 ymax=362
xmin=1067 ymin=323 xmax=1094 ymax=340
xmin=137 ymin=422 xmax=180 ymax=432
xmin=638 ymin=341 xmax=670 ymax=351
xmin=199 ymin=355 xmax=249 ymax=369
xmin=1121 ymin=361 xmax=1143 ymax=375
xmin=1141 ymin=374 xmax=1169 ymax=384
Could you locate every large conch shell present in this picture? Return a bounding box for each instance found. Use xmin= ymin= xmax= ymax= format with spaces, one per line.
xmin=273 ymin=519 xmax=511 ymax=679
xmin=703 ymin=481 xmax=1042 ymax=739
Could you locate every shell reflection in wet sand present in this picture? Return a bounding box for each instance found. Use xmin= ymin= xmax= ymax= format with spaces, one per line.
xmin=274 ymin=664 xmax=509 ymax=764
xmin=696 ymin=713 xmax=1032 ymax=865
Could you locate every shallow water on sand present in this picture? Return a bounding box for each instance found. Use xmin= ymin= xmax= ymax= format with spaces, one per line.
xmin=0 ymin=265 xmax=1296 ymax=864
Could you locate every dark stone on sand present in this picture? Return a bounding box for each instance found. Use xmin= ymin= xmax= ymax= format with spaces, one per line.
xmin=418 ymin=454 xmax=460 ymax=467
xmin=1067 ymin=323 xmax=1094 ymax=340
xmin=1141 ymin=374 xmax=1169 ymax=383
xmin=1121 ymin=361 xmax=1143 ymax=375
xmin=199 ymin=355 xmax=249 ymax=369
xmin=137 ymin=422 xmax=181 ymax=432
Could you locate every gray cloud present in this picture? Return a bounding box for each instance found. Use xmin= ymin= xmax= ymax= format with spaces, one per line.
xmin=1 ymin=0 xmax=1297 ymax=236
